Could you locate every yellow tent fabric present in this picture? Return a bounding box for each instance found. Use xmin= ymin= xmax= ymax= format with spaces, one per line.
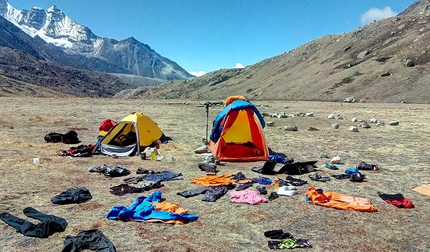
xmin=97 ymin=112 xmax=164 ymax=156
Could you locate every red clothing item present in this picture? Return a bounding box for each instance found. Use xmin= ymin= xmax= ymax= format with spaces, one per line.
xmin=377 ymin=192 xmax=414 ymax=208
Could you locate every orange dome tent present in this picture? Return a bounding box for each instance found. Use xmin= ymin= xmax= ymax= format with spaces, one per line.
xmin=209 ymin=97 xmax=268 ymax=162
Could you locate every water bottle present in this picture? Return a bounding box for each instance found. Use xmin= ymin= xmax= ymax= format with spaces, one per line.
xmin=274 ymin=174 xmax=280 ymax=189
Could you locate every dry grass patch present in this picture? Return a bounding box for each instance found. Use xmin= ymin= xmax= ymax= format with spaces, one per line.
xmin=0 ymin=97 xmax=429 ymax=251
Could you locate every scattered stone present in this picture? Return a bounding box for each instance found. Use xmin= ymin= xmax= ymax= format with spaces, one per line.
xmin=376 ymin=121 xmax=385 ymax=126
xmin=337 ymin=114 xmax=344 ymax=120
xmin=349 ymin=126 xmax=359 ymax=132
xmin=305 ymin=112 xmax=314 ymax=117
xmin=389 ymin=121 xmax=399 ymax=126
xmin=343 ymin=45 xmax=352 ymax=52
xmin=270 ymin=113 xmax=278 ymax=118
xmin=357 ymin=50 xmax=369 ymax=59
xmin=320 ymin=152 xmax=328 ymax=158
xmin=405 ymin=58 xmax=415 ymax=67
xmin=370 ymin=118 xmax=378 ymax=123
xmin=359 ymin=120 xmax=371 ymax=128
xmin=261 ymin=112 xmax=270 ymax=117
xmin=194 ymin=145 xmax=209 ymax=154
xmin=308 ymin=127 xmax=319 ymax=131
xmin=344 ymin=96 xmax=356 ymax=103
xmin=351 ymin=117 xmax=358 ymax=122
xmin=381 ymin=71 xmax=391 ymax=77
xmin=279 ymin=112 xmax=288 ymax=118
xmin=328 ymin=114 xmax=335 ymax=119
xmin=332 ymin=123 xmax=340 ymax=129
xmin=266 ymin=121 xmax=275 ymax=127
xmin=284 ymin=125 xmax=298 ymax=131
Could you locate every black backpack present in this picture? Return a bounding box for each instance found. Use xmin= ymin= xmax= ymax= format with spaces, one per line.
xmin=62 ymin=130 xmax=80 ymax=144
xmin=44 ymin=133 xmax=64 ymax=143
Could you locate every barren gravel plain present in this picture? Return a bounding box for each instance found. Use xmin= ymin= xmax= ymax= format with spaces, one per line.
xmin=0 ymin=97 xmax=429 ymax=252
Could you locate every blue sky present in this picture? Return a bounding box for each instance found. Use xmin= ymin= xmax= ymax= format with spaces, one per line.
xmin=9 ymin=0 xmax=416 ymax=76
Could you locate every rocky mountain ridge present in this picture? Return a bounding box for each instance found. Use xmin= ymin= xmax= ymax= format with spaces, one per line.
xmin=0 ymin=0 xmax=193 ymax=83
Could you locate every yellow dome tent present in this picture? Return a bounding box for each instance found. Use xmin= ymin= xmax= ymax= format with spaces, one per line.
xmin=94 ymin=112 xmax=166 ymax=156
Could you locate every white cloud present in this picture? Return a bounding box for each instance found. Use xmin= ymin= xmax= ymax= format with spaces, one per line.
xmin=189 ymin=71 xmax=206 ymax=77
xmin=360 ymin=6 xmax=398 ymax=25
xmin=234 ymin=63 xmax=244 ymax=69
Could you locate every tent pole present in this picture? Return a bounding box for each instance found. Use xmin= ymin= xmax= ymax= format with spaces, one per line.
xmin=205 ymin=102 xmax=210 ymax=152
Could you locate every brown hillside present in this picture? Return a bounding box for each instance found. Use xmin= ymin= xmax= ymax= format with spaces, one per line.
xmin=0 ymin=47 xmax=136 ymax=98
xmin=124 ymin=12 xmax=430 ymax=103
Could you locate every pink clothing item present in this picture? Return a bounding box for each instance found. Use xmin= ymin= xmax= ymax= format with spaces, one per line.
xmin=230 ymin=189 xmax=268 ymax=205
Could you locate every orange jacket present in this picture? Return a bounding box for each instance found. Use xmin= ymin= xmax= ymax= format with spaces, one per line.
xmin=306 ymin=186 xmax=377 ymax=212
xmin=192 ymin=173 xmax=235 ymax=186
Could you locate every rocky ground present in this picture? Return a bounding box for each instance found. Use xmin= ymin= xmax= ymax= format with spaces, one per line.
xmin=0 ymin=97 xmax=429 ymax=251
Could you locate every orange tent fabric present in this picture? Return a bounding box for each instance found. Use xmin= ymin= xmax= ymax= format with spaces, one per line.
xmin=306 ymin=186 xmax=377 ymax=212
xmin=210 ymin=99 xmax=269 ymax=162
xmin=225 ymin=95 xmax=248 ymax=106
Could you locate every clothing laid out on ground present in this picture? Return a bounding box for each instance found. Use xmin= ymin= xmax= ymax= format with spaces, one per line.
xmin=264 ymin=229 xmax=312 ymax=249
xmin=88 ymin=165 xmax=131 ymax=177
xmin=123 ymin=176 xmax=146 ymax=184
xmin=106 ymin=191 xmax=198 ymax=224
xmin=51 ymin=187 xmax=92 ymax=204
xmin=268 ymin=238 xmax=313 ymax=249
xmin=377 ymin=192 xmax=414 ymax=208
xmin=0 ymin=207 xmax=67 ymax=238
xmin=235 ymin=182 xmax=253 ymax=191
xmin=202 ymin=185 xmax=231 ymax=202
xmin=109 ymin=182 xmax=163 ymax=196
xmin=251 ymin=160 xmax=318 ymax=175
xmin=192 ymin=173 xmax=235 ymax=187
xmin=141 ymin=171 xmax=183 ymax=182
xmin=230 ymin=189 xmax=268 ymax=205
xmin=305 ymin=186 xmax=378 ymax=212
xmin=62 ymin=229 xmax=116 ymax=252
xmin=177 ymin=187 xmax=208 ymax=198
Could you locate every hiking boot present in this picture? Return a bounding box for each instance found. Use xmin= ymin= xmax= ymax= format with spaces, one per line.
xmin=308 ymin=173 xmax=330 ymax=182
xmin=256 ymin=185 xmax=267 ymax=195
xmin=198 ymin=163 xmax=218 ymax=174
xmin=357 ymin=161 xmax=379 ymax=170
xmin=136 ymin=167 xmax=149 ymax=174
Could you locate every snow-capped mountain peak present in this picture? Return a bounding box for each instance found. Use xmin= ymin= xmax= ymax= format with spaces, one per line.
xmin=0 ymin=0 xmax=194 ymax=81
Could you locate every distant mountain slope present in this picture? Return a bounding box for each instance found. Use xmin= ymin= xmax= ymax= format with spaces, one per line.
xmin=0 ymin=0 xmax=194 ymax=82
xmin=0 ymin=46 xmax=136 ymax=97
xmin=123 ymin=6 xmax=430 ymax=104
